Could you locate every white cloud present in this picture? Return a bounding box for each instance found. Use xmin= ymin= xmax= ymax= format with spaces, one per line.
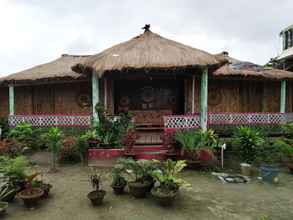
xmin=0 ymin=0 xmax=292 ymax=76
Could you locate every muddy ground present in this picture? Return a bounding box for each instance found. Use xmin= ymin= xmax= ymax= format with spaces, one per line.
xmin=3 ymin=152 xmax=293 ymax=220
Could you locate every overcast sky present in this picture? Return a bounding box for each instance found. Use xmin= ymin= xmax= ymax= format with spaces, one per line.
xmin=0 ymin=0 xmax=292 ymax=77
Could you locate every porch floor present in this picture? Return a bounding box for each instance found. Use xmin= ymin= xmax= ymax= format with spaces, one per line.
xmin=136 ymin=131 xmax=163 ymax=145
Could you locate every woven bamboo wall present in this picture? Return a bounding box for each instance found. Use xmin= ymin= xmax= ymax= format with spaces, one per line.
xmin=186 ymin=78 xmax=283 ymax=113
xmin=13 ymin=81 xmax=92 ymax=115
xmin=0 ymin=87 xmax=8 ymax=117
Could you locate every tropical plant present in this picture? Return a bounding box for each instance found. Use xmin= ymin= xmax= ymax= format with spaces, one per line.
xmin=75 ymin=131 xmax=92 ymax=164
xmin=59 ymin=137 xmax=80 ymax=163
xmin=151 ymin=160 xmax=190 ymax=193
xmin=43 ymin=128 xmax=62 ymax=171
xmin=282 ymin=123 xmax=293 ymax=138
xmin=232 ymin=126 xmax=265 ymax=164
xmin=111 ymin=164 xmax=127 ymax=187
xmin=194 ymin=129 xmax=219 ymax=149
xmin=0 ymin=156 xmax=29 ymax=187
xmin=116 ymin=158 xmax=159 ymax=183
xmin=94 ymin=103 xmax=133 ymax=147
xmin=8 ymin=123 xmax=33 ymax=148
xmin=0 ymin=180 xmax=17 ymax=201
xmin=175 ymin=130 xmax=198 ymax=152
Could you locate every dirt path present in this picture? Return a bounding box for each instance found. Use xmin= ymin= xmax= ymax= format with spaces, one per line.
xmin=4 ymin=152 xmax=293 ymax=220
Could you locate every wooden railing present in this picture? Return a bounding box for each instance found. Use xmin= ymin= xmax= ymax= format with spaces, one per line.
xmin=164 ymin=113 xmax=293 ymax=130
xmin=8 ymin=114 xmax=92 ymax=127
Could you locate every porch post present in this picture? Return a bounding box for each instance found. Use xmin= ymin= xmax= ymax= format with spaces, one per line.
xmin=9 ymin=85 xmax=15 ymax=116
xmin=200 ymin=68 xmax=208 ymax=131
xmin=280 ymin=80 xmax=286 ymax=113
xmin=191 ymin=75 xmax=195 ymax=113
xmin=92 ymin=73 xmax=99 ymax=123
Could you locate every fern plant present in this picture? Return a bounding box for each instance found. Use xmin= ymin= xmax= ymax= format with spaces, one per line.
xmin=232 ymin=126 xmax=265 ymax=164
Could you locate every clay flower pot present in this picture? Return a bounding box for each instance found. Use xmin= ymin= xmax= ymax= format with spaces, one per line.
xmin=18 ymin=188 xmax=44 ymax=208
xmin=151 ymin=188 xmax=178 ymax=206
xmin=40 ymin=183 xmax=52 ymax=199
xmin=128 ymin=181 xmax=150 ymax=198
xmin=87 ymin=190 xmax=106 ymax=206
xmin=111 ymin=185 xmax=126 ymax=195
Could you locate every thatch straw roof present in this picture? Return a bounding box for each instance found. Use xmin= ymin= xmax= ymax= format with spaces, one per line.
xmin=73 ymin=26 xmax=224 ymax=76
xmin=214 ymin=52 xmax=293 ymax=80
xmin=1 ymin=54 xmax=90 ymax=84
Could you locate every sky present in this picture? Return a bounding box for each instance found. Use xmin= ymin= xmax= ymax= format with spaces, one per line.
xmin=0 ymin=0 xmax=293 ymax=77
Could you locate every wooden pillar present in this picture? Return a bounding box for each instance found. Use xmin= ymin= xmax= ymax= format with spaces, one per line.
xmin=92 ymin=73 xmax=99 ymax=123
xmin=200 ymin=68 xmax=208 ymax=131
xmin=9 ymin=85 xmax=15 ymax=116
xmin=191 ymin=75 xmax=195 ymax=113
xmin=280 ymin=80 xmax=286 ymax=113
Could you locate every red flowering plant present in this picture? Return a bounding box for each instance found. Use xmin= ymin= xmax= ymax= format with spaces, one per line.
xmin=160 ymin=130 xmax=176 ymax=153
xmin=122 ymin=129 xmax=140 ymax=153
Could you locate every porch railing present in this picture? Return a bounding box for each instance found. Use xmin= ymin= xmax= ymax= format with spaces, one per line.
xmin=8 ymin=114 xmax=92 ymax=127
xmin=164 ymin=112 xmax=293 ymax=130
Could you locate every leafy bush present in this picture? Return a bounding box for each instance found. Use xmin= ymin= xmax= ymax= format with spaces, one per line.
xmin=175 ymin=130 xmax=198 ymax=152
xmin=151 ymin=160 xmax=190 ymax=193
xmin=116 ymin=158 xmax=159 ymax=183
xmin=0 ymin=156 xmax=30 ymax=187
xmin=232 ymin=126 xmax=265 ymax=164
xmin=94 ymin=103 xmax=133 ymax=147
xmin=111 ymin=164 xmax=127 ymax=187
xmin=59 ymin=137 xmax=80 ymax=163
xmin=43 ymin=128 xmax=63 ymax=171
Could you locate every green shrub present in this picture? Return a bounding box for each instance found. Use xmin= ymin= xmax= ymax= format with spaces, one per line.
xmin=94 ymin=103 xmax=133 ymax=147
xmin=232 ymin=126 xmax=265 ymax=164
xmin=0 ymin=117 xmax=9 ymax=139
xmin=43 ymin=128 xmax=63 ymax=171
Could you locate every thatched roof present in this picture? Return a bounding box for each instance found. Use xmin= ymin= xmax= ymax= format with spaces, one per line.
xmin=73 ymin=26 xmax=224 ymax=76
xmin=1 ymin=54 xmax=90 ymax=84
xmin=214 ymin=52 xmax=293 ymax=80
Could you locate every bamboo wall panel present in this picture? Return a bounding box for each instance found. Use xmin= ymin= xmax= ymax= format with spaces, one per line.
xmin=208 ymin=80 xmax=240 ymax=112
xmin=0 ymin=88 xmax=8 ymax=117
xmin=54 ymin=82 xmax=91 ymax=114
xmin=263 ymin=82 xmax=280 ymax=113
xmin=15 ymin=87 xmax=33 ymax=115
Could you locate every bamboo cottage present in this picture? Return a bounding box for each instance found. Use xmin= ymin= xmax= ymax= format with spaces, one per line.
xmin=0 ymin=25 xmax=293 ymax=144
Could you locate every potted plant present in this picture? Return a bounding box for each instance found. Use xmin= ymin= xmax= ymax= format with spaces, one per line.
xmin=117 ymin=158 xmax=158 ymax=198
xmin=31 ymin=180 xmax=52 ymax=199
xmin=151 ymin=160 xmax=190 ymax=206
xmin=271 ymin=138 xmax=293 ymax=174
xmin=255 ymin=140 xmax=285 ymax=184
xmin=0 ymin=179 xmax=19 ymax=202
xmin=232 ymin=126 xmax=265 ymax=176
xmin=18 ymin=181 xmax=44 ymax=208
xmin=87 ymin=170 xmax=106 ymax=206
xmin=111 ymin=164 xmax=127 ymax=195
xmin=0 ymin=156 xmax=29 ymax=191
xmin=0 ymin=201 xmax=8 ymax=216
xmin=175 ymin=129 xmax=218 ymax=169
xmin=43 ymin=128 xmax=63 ymax=172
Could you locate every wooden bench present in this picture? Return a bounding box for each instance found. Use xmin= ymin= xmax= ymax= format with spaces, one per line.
xmin=130 ymin=110 xmax=172 ymax=131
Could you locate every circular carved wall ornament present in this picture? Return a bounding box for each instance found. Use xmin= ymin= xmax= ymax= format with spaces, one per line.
xmin=208 ymin=89 xmax=222 ymax=106
xmin=76 ymin=93 xmax=91 ymax=108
